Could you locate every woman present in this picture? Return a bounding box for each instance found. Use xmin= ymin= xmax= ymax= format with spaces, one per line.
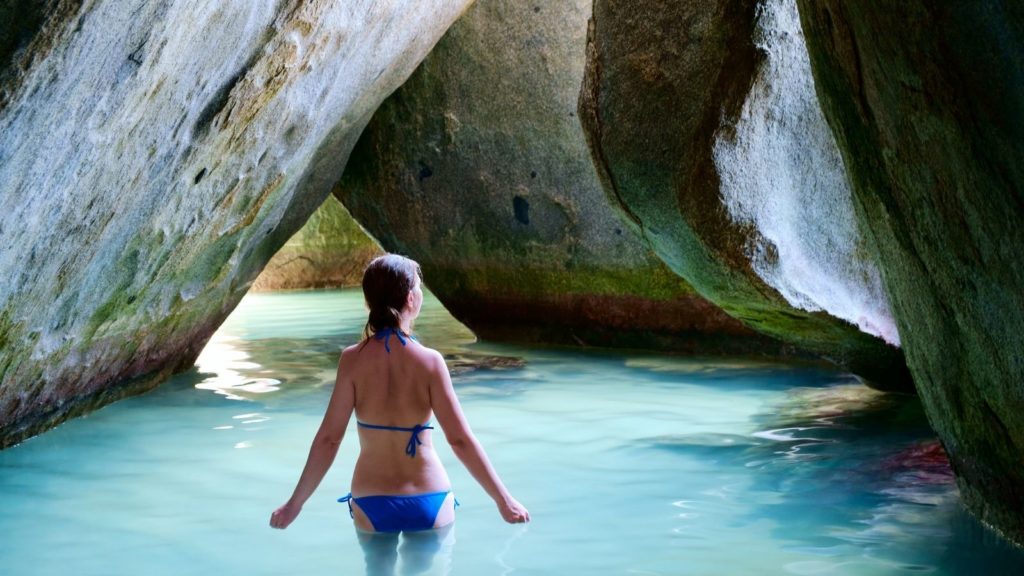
xmin=270 ymin=254 xmax=529 ymax=533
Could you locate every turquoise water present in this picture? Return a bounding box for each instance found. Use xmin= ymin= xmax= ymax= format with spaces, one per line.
xmin=2 ymin=289 xmax=1022 ymax=575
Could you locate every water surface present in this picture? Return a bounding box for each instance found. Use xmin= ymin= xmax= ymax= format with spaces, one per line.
xmin=2 ymin=289 xmax=1021 ymax=575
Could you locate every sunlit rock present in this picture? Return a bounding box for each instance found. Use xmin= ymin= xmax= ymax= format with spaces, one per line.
xmin=0 ymin=0 xmax=473 ymax=447
xmin=796 ymin=0 xmax=1024 ymax=545
xmin=252 ymin=195 xmax=381 ymax=291
xmin=713 ymin=0 xmax=899 ymax=347
xmin=336 ymin=0 xmax=773 ymax=352
xmin=579 ymin=0 xmax=910 ymax=390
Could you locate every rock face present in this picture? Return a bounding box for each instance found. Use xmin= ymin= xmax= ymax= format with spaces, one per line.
xmin=796 ymin=1 xmax=1024 ymax=544
xmin=579 ymin=0 xmax=910 ymax=389
xmin=252 ymin=195 xmax=381 ymax=291
xmin=0 ymin=0 xmax=473 ymax=447
xmin=335 ymin=0 xmax=773 ymax=352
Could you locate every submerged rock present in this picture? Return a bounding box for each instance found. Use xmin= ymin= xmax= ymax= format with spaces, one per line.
xmin=578 ymin=0 xmax=910 ymax=390
xmin=252 ymin=195 xmax=382 ymax=291
xmin=445 ymin=352 xmax=526 ymax=377
xmin=796 ymin=0 xmax=1024 ymax=544
xmin=336 ymin=0 xmax=775 ymax=353
xmin=0 ymin=0 xmax=473 ymax=447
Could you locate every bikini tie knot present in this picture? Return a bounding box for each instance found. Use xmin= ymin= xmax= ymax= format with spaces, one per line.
xmin=374 ymin=326 xmax=415 ymax=353
xmin=337 ymin=493 xmax=354 ymax=518
xmin=405 ymin=423 xmax=434 ymax=458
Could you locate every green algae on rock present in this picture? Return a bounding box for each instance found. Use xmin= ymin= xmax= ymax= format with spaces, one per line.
xmin=578 ymin=0 xmax=911 ymax=390
xmin=335 ymin=0 xmax=777 ymax=354
xmin=252 ymin=195 xmax=382 ymax=291
xmin=0 ymin=0 xmax=474 ymax=448
xmin=796 ymin=0 xmax=1024 ymax=545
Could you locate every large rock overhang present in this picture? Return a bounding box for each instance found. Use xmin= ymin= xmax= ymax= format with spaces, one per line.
xmin=0 ymin=0 xmax=474 ymax=448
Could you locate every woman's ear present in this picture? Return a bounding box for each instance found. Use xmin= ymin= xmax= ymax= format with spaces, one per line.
xmin=405 ymin=289 xmax=416 ymax=313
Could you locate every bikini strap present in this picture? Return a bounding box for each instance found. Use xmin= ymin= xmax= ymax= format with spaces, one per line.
xmin=356 ymin=421 xmax=435 ymax=457
xmin=373 ymin=326 xmax=418 ymax=353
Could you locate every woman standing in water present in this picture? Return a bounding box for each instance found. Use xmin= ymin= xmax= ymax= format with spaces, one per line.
xmin=270 ymin=254 xmax=529 ymax=535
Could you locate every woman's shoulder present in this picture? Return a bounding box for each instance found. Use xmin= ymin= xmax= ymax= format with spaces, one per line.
xmin=337 ymin=337 xmax=443 ymax=370
xmin=341 ymin=341 xmax=364 ymax=356
xmin=408 ymin=342 xmax=446 ymax=369
xmin=410 ymin=341 xmax=442 ymax=359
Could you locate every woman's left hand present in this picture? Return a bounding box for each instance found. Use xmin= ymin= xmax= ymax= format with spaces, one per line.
xmin=270 ymin=501 xmax=302 ymax=529
xmin=498 ymin=496 xmax=530 ymax=524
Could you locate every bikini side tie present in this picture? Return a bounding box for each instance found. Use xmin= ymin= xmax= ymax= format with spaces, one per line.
xmin=338 ymin=493 xmax=354 ymax=517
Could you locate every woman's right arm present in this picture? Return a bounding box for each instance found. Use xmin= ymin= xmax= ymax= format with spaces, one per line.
xmin=270 ymin=347 xmax=356 ymax=529
xmin=427 ymin=350 xmax=529 ymax=524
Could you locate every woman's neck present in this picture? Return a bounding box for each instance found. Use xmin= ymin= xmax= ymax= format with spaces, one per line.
xmin=398 ymin=318 xmax=413 ymax=334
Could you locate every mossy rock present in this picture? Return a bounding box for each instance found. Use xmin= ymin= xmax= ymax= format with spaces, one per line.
xmin=336 ymin=0 xmax=777 ymax=354
xmin=796 ymin=0 xmax=1024 ymax=544
xmin=252 ymin=195 xmax=383 ymax=291
xmin=0 ymin=0 xmax=474 ymax=448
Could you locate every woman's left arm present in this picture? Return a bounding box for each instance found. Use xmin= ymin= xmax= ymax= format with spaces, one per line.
xmin=270 ymin=348 xmax=355 ymax=529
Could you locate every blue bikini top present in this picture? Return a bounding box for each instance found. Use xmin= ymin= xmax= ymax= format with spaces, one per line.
xmin=356 ymin=421 xmax=434 ymax=458
xmin=359 ymin=326 xmax=432 ymax=457
xmin=373 ymin=326 xmax=417 ymax=353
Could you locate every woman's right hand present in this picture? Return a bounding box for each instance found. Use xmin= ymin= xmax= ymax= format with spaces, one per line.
xmin=270 ymin=501 xmax=302 ymax=529
xmin=498 ymin=496 xmax=530 ymax=524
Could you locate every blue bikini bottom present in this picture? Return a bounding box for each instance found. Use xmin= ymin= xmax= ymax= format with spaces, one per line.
xmin=339 ymin=491 xmax=454 ymax=533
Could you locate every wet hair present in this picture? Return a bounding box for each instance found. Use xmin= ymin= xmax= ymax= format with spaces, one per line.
xmin=361 ymin=254 xmax=422 ymax=341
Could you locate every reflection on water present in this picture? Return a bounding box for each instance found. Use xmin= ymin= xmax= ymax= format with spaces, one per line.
xmin=0 ymin=288 xmax=1022 ymax=575
xmin=745 ymin=386 xmax=957 ymax=571
xmin=195 ymin=334 xmax=283 ymax=399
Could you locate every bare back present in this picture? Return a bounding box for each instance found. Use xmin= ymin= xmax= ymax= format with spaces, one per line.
xmin=270 ymin=256 xmax=527 ymax=532
xmin=343 ymin=336 xmax=452 ymax=496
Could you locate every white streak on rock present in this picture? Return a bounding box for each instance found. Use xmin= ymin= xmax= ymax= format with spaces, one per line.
xmin=712 ymin=0 xmax=900 ymax=346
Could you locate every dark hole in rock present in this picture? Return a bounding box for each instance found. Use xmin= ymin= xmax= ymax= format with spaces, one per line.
xmin=417 ymin=161 xmax=433 ymax=183
xmin=513 ymin=195 xmax=530 ymax=225
xmin=194 ymin=168 xmax=207 ymax=184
